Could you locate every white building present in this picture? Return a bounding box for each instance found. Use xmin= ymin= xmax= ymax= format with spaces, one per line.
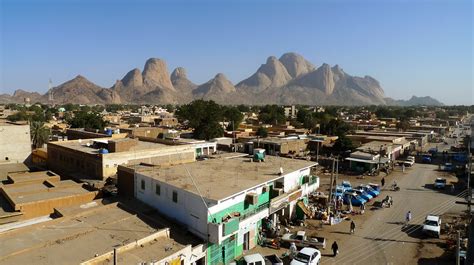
xmin=130 ymin=154 xmax=319 ymax=264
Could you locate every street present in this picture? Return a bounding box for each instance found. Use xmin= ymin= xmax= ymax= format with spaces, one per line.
xmin=319 ymin=163 xmax=464 ymax=264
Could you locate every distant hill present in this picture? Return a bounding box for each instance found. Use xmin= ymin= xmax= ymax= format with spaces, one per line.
xmin=0 ymin=53 xmax=444 ymax=106
xmin=385 ymin=96 xmax=444 ymax=106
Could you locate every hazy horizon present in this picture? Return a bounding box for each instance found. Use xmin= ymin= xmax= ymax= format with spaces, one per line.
xmin=1 ymin=0 xmax=472 ymax=105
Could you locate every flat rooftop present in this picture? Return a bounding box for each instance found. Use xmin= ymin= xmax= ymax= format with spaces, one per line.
xmin=0 ymin=163 xmax=29 ymax=181
xmin=2 ymin=180 xmax=90 ymax=206
xmin=49 ymin=138 xmax=181 ymax=154
xmin=0 ymin=202 xmax=189 ymax=265
xmin=7 ymin=171 xmax=59 ymax=184
xmin=136 ymin=155 xmax=316 ymax=201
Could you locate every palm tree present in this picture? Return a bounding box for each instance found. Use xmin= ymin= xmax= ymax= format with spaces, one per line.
xmin=30 ymin=121 xmax=50 ymax=148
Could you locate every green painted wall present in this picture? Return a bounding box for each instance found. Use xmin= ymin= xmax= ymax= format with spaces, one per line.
xmin=208 ymin=190 xmax=271 ymax=224
xmin=207 ymin=191 xmax=270 ymax=265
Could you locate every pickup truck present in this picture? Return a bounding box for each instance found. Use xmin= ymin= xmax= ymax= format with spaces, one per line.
xmin=237 ymin=254 xmax=283 ymax=265
xmin=281 ymin=231 xmax=326 ymax=249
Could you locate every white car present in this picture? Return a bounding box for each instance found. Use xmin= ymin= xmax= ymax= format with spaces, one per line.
xmin=422 ymin=215 xmax=441 ymax=238
xmin=290 ymin=247 xmax=321 ymax=265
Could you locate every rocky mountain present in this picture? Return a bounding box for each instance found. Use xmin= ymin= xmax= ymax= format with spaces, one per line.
xmin=0 ymin=53 xmax=444 ymax=106
xmin=193 ymin=73 xmax=237 ymax=104
xmin=385 ymin=96 xmax=444 ymax=106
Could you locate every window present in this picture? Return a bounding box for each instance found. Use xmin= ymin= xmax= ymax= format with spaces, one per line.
xmin=155 ymin=184 xmax=161 ymax=196
xmin=141 ymin=180 xmax=145 ymax=190
xmin=172 ymin=191 xmax=178 ymax=203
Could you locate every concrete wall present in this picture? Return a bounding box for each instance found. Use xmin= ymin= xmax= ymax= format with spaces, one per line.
xmin=0 ymin=124 xmax=31 ymax=164
xmin=102 ymin=146 xmax=195 ymax=178
xmin=135 ymin=172 xmax=210 ymax=240
xmin=47 ymin=143 xmax=104 ymax=179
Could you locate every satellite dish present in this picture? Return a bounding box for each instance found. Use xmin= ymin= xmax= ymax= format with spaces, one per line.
xmin=86 ymin=143 xmax=91 ymax=147
xmin=78 ymin=139 xmax=82 ymax=143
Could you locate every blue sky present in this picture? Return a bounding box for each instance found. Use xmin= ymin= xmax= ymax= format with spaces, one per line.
xmin=1 ymin=0 xmax=472 ymax=105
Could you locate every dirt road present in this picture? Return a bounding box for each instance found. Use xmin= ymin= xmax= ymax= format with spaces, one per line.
xmin=320 ymin=163 xmax=464 ymax=264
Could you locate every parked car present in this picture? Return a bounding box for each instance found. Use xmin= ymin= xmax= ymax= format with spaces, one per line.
xmin=290 ymin=247 xmax=321 ymax=265
xmin=357 ymin=184 xmax=380 ymax=197
xmin=444 ymin=163 xmax=453 ymax=172
xmin=422 ymin=215 xmax=441 ymax=238
xmin=238 ymin=253 xmax=283 ymax=265
xmin=343 ymin=192 xmax=367 ymax=206
xmin=403 ymin=156 xmax=415 ymax=167
xmin=421 ymin=155 xmax=432 ymax=164
xmin=434 ymin=178 xmax=447 ymax=189
xmin=346 ymin=188 xmax=373 ymax=201
xmin=281 ymin=231 xmax=326 ymax=249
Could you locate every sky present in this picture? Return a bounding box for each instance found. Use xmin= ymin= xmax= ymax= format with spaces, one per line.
xmin=0 ymin=0 xmax=472 ymax=105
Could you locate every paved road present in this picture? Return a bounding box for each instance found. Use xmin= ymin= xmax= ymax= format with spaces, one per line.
xmin=322 ymin=163 xmax=465 ymax=264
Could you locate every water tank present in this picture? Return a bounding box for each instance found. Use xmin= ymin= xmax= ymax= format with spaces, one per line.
xmin=99 ymin=148 xmax=109 ymax=154
xmin=105 ymin=129 xmax=113 ymax=136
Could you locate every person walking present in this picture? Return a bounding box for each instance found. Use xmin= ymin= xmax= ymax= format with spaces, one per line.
xmin=289 ymin=242 xmax=297 ymax=259
xmin=381 ymin=177 xmax=385 ymax=187
xmin=331 ymin=241 xmax=339 ymax=257
xmin=405 ymin=211 xmax=412 ymax=226
xmin=350 ymin=221 xmax=356 ymax=234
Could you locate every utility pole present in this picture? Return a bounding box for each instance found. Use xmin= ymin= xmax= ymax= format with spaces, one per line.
xmin=328 ymin=157 xmax=336 ymax=212
xmin=335 ymin=156 xmax=339 ymax=186
xmin=457 ymin=231 xmax=461 ymax=265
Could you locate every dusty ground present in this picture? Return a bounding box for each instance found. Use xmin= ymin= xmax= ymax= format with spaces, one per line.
xmin=250 ymin=162 xmax=464 ymax=265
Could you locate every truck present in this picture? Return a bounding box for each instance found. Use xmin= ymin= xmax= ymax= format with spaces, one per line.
xmin=237 ymin=253 xmax=283 ymax=265
xmin=281 ymin=231 xmax=326 ymax=249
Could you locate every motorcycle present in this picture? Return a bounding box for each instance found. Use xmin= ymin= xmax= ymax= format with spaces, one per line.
xmin=390 ymin=183 xmax=400 ymax=191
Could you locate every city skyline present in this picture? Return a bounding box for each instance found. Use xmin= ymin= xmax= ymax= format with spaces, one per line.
xmin=1 ymin=0 xmax=472 ymax=105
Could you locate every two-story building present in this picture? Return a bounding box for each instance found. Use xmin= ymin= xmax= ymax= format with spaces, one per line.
xmin=125 ymin=154 xmax=319 ymax=264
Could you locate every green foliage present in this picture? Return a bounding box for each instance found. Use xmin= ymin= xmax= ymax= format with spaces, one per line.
xmin=30 ymin=121 xmax=50 ymax=148
xmin=258 ymin=105 xmax=286 ymax=125
xmin=236 ymin=104 xmax=250 ymax=113
xmin=175 ymin=100 xmax=224 ymax=140
xmin=223 ymin=106 xmax=244 ymax=131
xmin=320 ymin=119 xmax=352 ymax=137
xmin=6 ymin=111 xmax=30 ymax=122
xmin=256 ymin=127 xmax=268 ymax=138
xmin=396 ymin=120 xmax=410 ymax=131
xmin=332 ymin=135 xmax=354 ymax=154
xmin=67 ymin=111 xmax=107 ymax=130
xmin=164 ymin=104 xmax=175 ymax=113
xmin=105 ymin=104 xmax=125 ymax=113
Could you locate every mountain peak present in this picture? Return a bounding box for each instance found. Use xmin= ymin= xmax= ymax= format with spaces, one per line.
xmin=279 ymin=52 xmax=315 ymax=78
xmin=142 ymin=58 xmax=174 ymax=91
xmin=171 ymin=67 xmax=188 ymax=81
xmin=121 ymin=68 xmax=143 ymax=87
xmin=237 ymin=54 xmax=292 ymax=91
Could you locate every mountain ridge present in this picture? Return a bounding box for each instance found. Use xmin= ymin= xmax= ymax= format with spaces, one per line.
xmin=0 ymin=53 xmax=444 ymax=106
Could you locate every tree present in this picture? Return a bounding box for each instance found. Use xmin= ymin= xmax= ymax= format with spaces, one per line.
xmin=256 ymin=127 xmax=268 ymax=138
xmin=396 ymin=120 xmax=410 ymax=131
xmin=30 ymin=121 xmax=50 ymax=148
xmin=258 ymin=105 xmax=286 ymax=125
xmin=332 ymin=135 xmax=354 ymax=155
xmin=223 ymin=106 xmax=244 ymax=131
xmin=67 ymin=111 xmax=107 ymax=130
xmin=175 ymin=100 xmax=224 ymax=140
xmin=320 ymin=119 xmax=352 ymax=137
